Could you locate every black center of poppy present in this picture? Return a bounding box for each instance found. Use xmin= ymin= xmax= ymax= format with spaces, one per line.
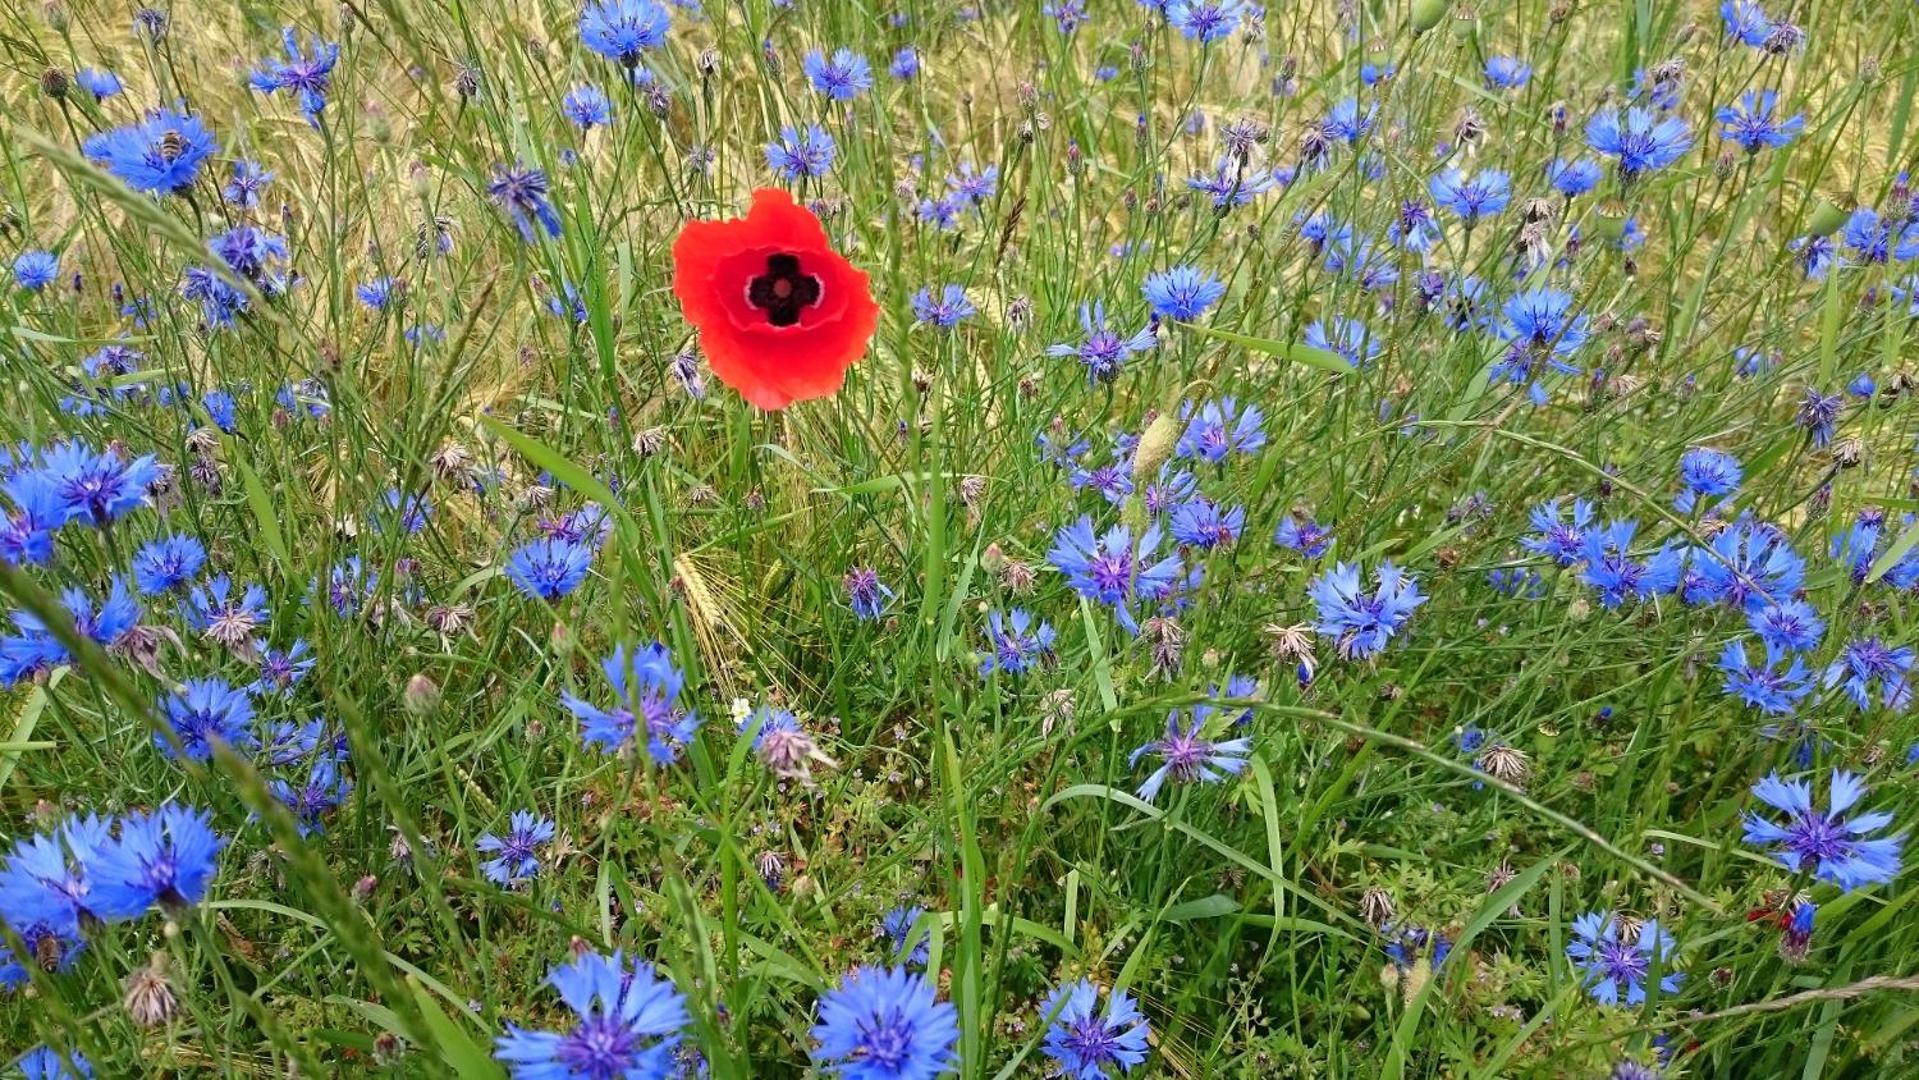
xmin=746 ymin=253 xmax=822 ymax=327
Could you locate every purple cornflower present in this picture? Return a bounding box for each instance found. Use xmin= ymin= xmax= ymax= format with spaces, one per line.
xmin=911 ymin=285 xmax=975 ymax=328
xmin=1795 ymin=388 xmax=1843 ymax=447
xmin=182 ymin=575 xmax=269 ymax=650
xmin=842 ymin=567 xmax=893 ymax=620
xmin=1744 ymin=771 xmax=1904 ymax=891
xmin=1130 ymin=709 xmax=1252 ymax=802
xmin=765 ymin=124 xmax=836 ymax=180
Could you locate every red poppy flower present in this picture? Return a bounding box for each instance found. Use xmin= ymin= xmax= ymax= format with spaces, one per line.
xmin=670 ymin=188 xmax=879 ymax=410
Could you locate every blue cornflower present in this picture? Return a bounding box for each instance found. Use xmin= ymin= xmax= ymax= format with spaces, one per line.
xmin=945 ymin=162 xmax=999 ymax=205
xmin=17 ymin=1047 xmax=92 ymax=1079
xmin=253 ymin=636 xmax=312 ymax=698
xmin=260 ymin=718 xmax=338 ymax=766
xmin=1717 ymin=90 xmax=1803 ymax=153
xmin=541 ymin=503 xmax=613 ymax=547
xmin=210 ymin=224 xmax=290 ymax=290
xmin=1685 ymin=522 xmax=1804 ymax=612
xmin=1720 ymin=639 xmax=1814 ymax=715
xmin=842 ymin=567 xmax=894 ymax=620
xmin=890 ymin=47 xmax=921 ymax=80
xmin=131 ymin=534 xmax=207 ymax=594
xmin=476 ymin=810 xmax=557 ymax=886
xmin=1182 ymin=156 xmax=1274 ymax=207
xmin=1169 ymin=500 xmax=1244 ymax=549
xmin=1046 ymin=302 xmax=1157 ymax=383
xmin=881 ymin=905 xmax=931 ymax=967
xmin=561 ymin=642 xmax=697 ymax=763
xmin=1044 ymin=0 xmax=1088 ymax=33
xmin=1848 ymin=373 xmax=1877 ymax=399
xmin=320 ymin=556 xmax=375 ymax=615
xmin=377 ymin=489 xmax=431 ymax=534
xmin=765 ymin=124 xmax=837 ymax=180
xmin=248 ymin=27 xmax=340 ymax=124
xmin=39 ymin=441 xmax=157 ymax=525
xmin=81 ymin=108 xmax=219 ymax=196
xmin=266 ymin=749 xmax=351 ymax=835
xmin=1501 ymin=287 xmax=1590 ymax=359
xmin=1488 ymin=567 xmax=1547 ymax=598
xmin=159 ymin=678 xmax=256 ymax=761
xmin=75 ymin=67 xmax=122 ymax=100
xmin=182 ymin=574 xmax=269 ymax=650
xmin=978 ymin=608 xmax=1055 ymax=677
xmin=0 ymin=815 xmax=111 ymax=940
xmin=1483 ymin=56 xmax=1531 ymax=89
xmin=1546 ymin=157 xmax=1604 ymax=197
xmin=2 ymin=578 xmax=139 ymax=685
xmin=1567 ymin=912 xmax=1682 ymax=1007
xmin=1274 ymin=515 xmax=1332 ymax=558
xmin=1580 ymin=520 xmax=1684 ymax=607
xmin=563 ymin=84 xmax=614 ymax=129
xmin=1675 ymin=447 xmax=1742 ymax=513
xmin=87 ymin=805 xmax=222 ymax=919
xmin=911 ymin=285 xmax=975 ymax=328
xmin=1130 ymin=709 xmax=1252 ymax=802
xmin=1586 ymin=107 xmax=1692 ymax=180
xmin=223 ymin=160 xmax=274 ymax=208
xmin=1040 ymin=979 xmax=1150 ymax=1079
xmin=1202 ymin=674 xmax=1262 ymax=729
xmin=1141 ymin=466 xmax=1198 ymax=518
xmin=1824 ymin=638 xmax=1914 ymax=712
xmin=1720 ymin=0 xmax=1772 ymax=46
xmin=1522 ymin=497 xmax=1595 ymax=566
xmin=495 ymin=950 xmax=691 ymax=1078
xmin=505 ymin=537 xmax=593 ymax=600
xmin=810 ymin=965 xmax=958 ymax=1080
xmin=1175 ymin=397 xmax=1264 ymax=462
xmin=915 ymin=195 xmax=960 ymax=231
xmin=1429 ymin=168 xmax=1512 ymax=223
xmin=1796 ymin=387 xmax=1844 ymax=447
xmin=1166 ymin=0 xmax=1247 ymax=43
xmin=803 ymin=48 xmax=874 ymax=100
xmin=1750 ymin=600 xmax=1824 ymax=654
xmin=1841 ymin=208 xmax=1919 ymax=264
xmin=1382 ymin=923 xmax=1453 ymax=971
xmin=1745 ymin=771 xmax=1904 ymax=891
xmin=1303 ymin=317 xmax=1379 ymax=367
xmin=1142 ymin=266 xmax=1225 ymax=321
xmin=11 ymin=251 xmax=59 ymax=292
xmin=0 ymin=470 xmax=67 ymax=567
xmin=1048 ymin=517 xmax=1183 ymax=635
xmin=1307 ymin=561 xmax=1424 ymax=660
xmin=1791 ymin=234 xmax=1838 ymax=279
xmin=356 ymin=276 xmax=398 ymax=310
xmin=580 ymin=0 xmax=671 ymax=66
xmin=487 ymin=163 xmax=562 ymax=242
xmin=1389 ymin=200 xmax=1443 ymax=252
xmin=1323 ymin=98 xmax=1375 ymax=143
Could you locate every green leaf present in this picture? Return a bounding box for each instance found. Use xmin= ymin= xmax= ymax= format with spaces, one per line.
xmin=406 ymin=974 xmax=506 ymax=1080
xmin=1162 ymin=894 xmax=1239 ymax=922
xmin=232 ymin=454 xmax=290 ymax=573
xmin=1866 ymin=516 xmax=1919 ymax=585
xmin=1176 ymin=321 xmax=1352 ymax=374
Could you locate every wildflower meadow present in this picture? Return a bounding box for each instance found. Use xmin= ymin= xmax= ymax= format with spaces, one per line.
xmin=5 ymin=0 xmax=1919 ymax=1075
